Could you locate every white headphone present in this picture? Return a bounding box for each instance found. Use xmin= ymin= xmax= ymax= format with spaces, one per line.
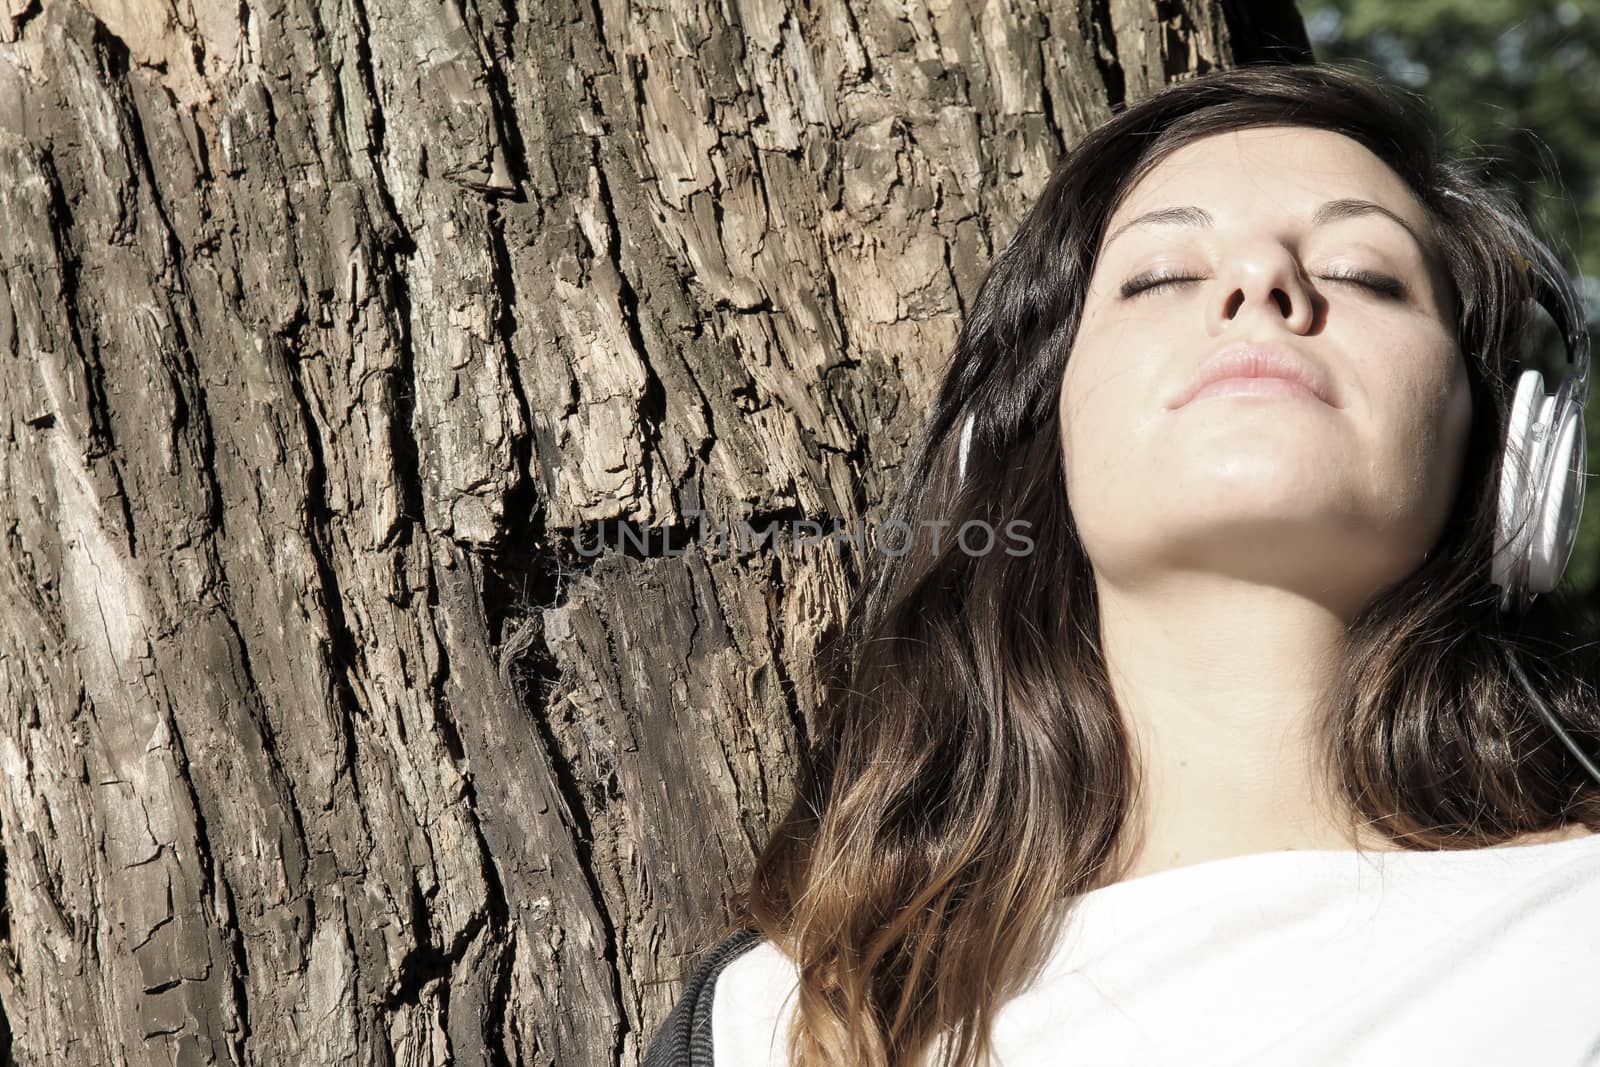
xmin=1490 ymin=361 xmax=1589 ymax=612
xmin=956 ymin=410 xmax=976 ymax=486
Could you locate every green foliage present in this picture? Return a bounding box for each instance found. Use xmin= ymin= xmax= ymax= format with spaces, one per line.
xmin=1301 ymin=0 xmax=1600 ymax=595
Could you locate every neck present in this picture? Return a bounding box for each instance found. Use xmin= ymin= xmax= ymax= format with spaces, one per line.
xmin=1093 ymin=572 xmax=1389 ymax=884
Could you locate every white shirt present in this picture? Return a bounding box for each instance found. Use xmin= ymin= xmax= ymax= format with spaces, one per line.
xmin=713 ymin=831 xmax=1600 ymax=1065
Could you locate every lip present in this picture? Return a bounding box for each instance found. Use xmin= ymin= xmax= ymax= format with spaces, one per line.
xmin=1167 ymin=341 xmax=1338 ymax=410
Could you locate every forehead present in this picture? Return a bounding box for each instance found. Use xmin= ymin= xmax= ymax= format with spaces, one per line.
xmin=1103 ymin=126 xmax=1429 ymax=243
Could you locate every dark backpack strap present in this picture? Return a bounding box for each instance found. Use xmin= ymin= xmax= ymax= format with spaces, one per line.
xmin=642 ymin=927 xmax=767 ymax=1067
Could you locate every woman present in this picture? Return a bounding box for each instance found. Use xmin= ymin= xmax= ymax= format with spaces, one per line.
xmin=643 ymin=62 xmax=1600 ymax=1067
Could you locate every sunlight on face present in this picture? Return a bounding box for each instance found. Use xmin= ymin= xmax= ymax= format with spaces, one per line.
xmin=1059 ymin=126 xmax=1473 ymax=611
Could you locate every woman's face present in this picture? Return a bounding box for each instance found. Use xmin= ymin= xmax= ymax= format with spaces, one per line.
xmin=1059 ymin=125 xmax=1472 ymax=614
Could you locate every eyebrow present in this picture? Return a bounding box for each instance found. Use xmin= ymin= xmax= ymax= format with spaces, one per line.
xmin=1100 ymin=198 xmax=1436 ymax=261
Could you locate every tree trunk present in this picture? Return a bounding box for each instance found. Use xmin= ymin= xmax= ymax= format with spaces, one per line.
xmin=0 ymin=0 xmax=1308 ymax=1063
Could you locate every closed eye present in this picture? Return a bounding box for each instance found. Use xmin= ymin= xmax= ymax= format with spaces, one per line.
xmin=1118 ymin=269 xmax=1406 ymax=301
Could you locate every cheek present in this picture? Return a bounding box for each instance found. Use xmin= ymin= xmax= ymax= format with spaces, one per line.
xmin=1380 ymin=355 xmax=1474 ymax=506
xmin=1058 ymin=358 xmax=1084 ymax=472
xmin=1059 ymin=355 xmax=1108 ymax=484
xmin=1413 ymin=352 xmax=1473 ymax=449
xmin=1433 ymin=367 xmax=1475 ymax=488
xmin=1059 ymin=355 xmax=1147 ymax=512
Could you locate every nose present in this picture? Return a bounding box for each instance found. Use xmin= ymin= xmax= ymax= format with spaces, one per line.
xmin=1211 ymin=238 xmax=1316 ymax=335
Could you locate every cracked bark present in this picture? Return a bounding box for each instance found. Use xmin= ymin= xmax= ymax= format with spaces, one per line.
xmin=0 ymin=0 xmax=1307 ymax=1064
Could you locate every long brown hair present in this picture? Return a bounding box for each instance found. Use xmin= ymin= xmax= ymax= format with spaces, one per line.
xmin=739 ymin=61 xmax=1600 ymax=1067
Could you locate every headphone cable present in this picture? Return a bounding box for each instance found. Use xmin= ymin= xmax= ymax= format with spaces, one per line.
xmin=1502 ymin=641 xmax=1600 ymax=790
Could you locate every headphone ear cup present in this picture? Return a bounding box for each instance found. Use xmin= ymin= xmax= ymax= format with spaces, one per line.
xmin=1492 ymin=370 xmax=1548 ymax=598
xmin=957 ymin=412 xmax=976 ymax=484
xmin=1527 ymin=393 xmax=1587 ymax=594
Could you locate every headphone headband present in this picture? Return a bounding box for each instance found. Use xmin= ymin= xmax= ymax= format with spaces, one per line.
xmin=1531 ymin=271 xmax=1590 ymax=402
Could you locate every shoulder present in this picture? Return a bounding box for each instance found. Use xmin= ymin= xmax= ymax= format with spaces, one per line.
xmin=711 ymin=937 xmax=804 ymax=1067
xmin=641 ymin=927 xmax=769 ymax=1067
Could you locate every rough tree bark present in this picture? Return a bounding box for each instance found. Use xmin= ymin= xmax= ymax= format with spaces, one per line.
xmin=0 ymin=0 xmax=1309 ymax=1064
